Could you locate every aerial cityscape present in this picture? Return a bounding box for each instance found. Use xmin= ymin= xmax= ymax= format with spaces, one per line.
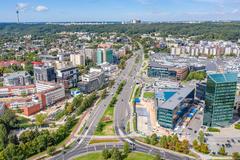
xmin=1 ymin=0 xmax=240 ymax=160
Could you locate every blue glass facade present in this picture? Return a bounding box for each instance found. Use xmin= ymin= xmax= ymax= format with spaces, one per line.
xmin=203 ymin=73 xmax=237 ymax=127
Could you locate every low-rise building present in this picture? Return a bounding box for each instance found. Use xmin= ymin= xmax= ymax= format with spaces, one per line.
xmin=56 ymin=66 xmax=78 ymax=89
xmin=78 ymin=68 xmax=107 ymax=93
xmin=4 ymin=71 xmax=32 ymax=86
xmin=34 ymin=65 xmax=56 ymax=82
xmin=148 ymin=61 xmax=188 ymax=81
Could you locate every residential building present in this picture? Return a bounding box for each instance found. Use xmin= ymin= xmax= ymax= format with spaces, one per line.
xmin=78 ymin=68 xmax=106 ymax=93
xmin=34 ymin=66 xmax=56 ymax=82
xmin=203 ymin=72 xmax=237 ymax=127
xmin=4 ymin=71 xmax=32 ymax=86
xmin=155 ymin=86 xmax=195 ymax=129
xmin=70 ymin=53 xmax=86 ymax=66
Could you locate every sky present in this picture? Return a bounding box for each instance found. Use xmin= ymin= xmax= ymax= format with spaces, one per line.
xmin=0 ymin=0 xmax=240 ymax=22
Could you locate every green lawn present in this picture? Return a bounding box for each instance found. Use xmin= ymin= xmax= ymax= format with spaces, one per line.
xmin=74 ymin=152 xmax=154 ymax=160
xmin=207 ymin=127 xmax=220 ymax=132
xmin=143 ymin=92 xmax=155 ymax=99
xmin=94 ymin=106 xmax=115 ymax=136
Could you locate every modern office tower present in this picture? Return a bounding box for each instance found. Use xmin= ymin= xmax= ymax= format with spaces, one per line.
xmin=97 ymin=48 xmax=113 ymax=65
xmin=70 ymin=53 xmax=86 ymax=66
xmin=56 ymin=66 xmax=78 ymax=89
xmin=34 ymin=66 xmax=56 ymax=82
xmin=97 ymin=49 xmax=103 ymax=65
xmin=106 ymin=49 xmax=113 ymax=63
xmin=203 ymin=72 xmax=237 ymax=127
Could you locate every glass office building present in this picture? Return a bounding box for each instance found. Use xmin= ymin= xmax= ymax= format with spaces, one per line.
xmin=97 ymin=49 xmax=103 ymax=65
xmin=106 ymin=49 xmax=113 ymax=64
xmin=156 ymin=86 xmax=195 ymax=129
xmin=203 ymin=72 xmax=237 ymax=127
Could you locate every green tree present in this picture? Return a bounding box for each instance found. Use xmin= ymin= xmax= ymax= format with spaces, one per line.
xmin=181 ymin=140 xmax=190 ymax=154
xmin=200 ymin=143 xmax=210 ymax=154
xmin=123 ymin=142 xmax=130 ymax=155
xmin=198 ymin=130 xmax=204 ymax=144
xmin=101 ymin=89 xmax=107 ymax=99
xmin=35 ymin=113 xmax=47 ymax=126
xmin=154 ymin=154 xmax=162 ymax=160
xmin=232 ymin=152 xmax=240 ymax=160
xmin=218 ymin=146 xmax=226 ymax=155
xmin=47 ymin=146 xmax=56 ymax=156
xmin=102 ymin=149 xmax=111 ymax=160
xmin=150 ymin=133 xmax=158 ymax=145
xmin=192 ymin=139 xmax=199 ymax=150
xmin=65 ymin=102 xmax=74 ymax=114
xmin=111 ymin=148 xmax=122 ymax=160
xmin=144 ymin=136 xmax=150 ymax=144
xmin=0 ymin=124 xmax=7 ymax=151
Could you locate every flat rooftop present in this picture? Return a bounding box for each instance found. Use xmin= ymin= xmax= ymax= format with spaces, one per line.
xmin=156 ymin=86 xmax=195 ymax=110
xmin=208 ymin=72 xmax=237 ymax=83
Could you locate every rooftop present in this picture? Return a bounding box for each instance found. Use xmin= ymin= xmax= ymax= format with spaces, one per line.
xmin=156 ymin=86 xmax=195 ymax=110
xmin=208 ymin=72 xmax=237 ymax=83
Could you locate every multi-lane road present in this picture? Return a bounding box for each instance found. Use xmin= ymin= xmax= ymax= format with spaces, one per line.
xmin=52 ymin=44 xmax=196 ymax=160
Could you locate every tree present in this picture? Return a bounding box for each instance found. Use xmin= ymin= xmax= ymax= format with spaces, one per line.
xmin=198 ymin=130 xmax=204 ymax=144
xmin=111 ymin=148 xmax=122 ymax=160
xmin=154 ymin=154 xmax=162 ymax=160
xmin=218 ymin=146 xmax=226 ymax=155
xmin=181 ymin=140 xmax=190 ymax=154
xmin=101 ymin=89 xmax=107 ymax=99
xmin=159 ymin=135 xmax=168 ymax=148
xmin=232 ymin=152 xmax=240 ymax=160
xmin=35 ymin=113 xmax=47 ymax=126
xmin=0 ymin=124 xmax=8 ymax=151
xmin=150 ymin=133 xmax=158 ymax=145
xmin=123 ymin=142 xmax=130 ymax=155
xmin=192 ymin=139 xmax=199 ymax=150
xmin=144 ymin=136 xmax=150 ymax=144
xmin=47 ymin=146 xmax=56 ymax=156
xmin=200 ymin=143 xmax=210 ymax=154
xmin=102 ymin=149 xmax=111 ymax=160
xmin=65 ymin=102 xmax=74 ymax=114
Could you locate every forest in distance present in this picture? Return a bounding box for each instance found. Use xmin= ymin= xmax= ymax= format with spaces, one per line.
xmin=0 ymin=22 xmax=240 ymax=41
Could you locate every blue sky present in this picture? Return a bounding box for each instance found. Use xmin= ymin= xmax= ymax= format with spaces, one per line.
xmin=0 ymin=0 xmax=240 ymax=22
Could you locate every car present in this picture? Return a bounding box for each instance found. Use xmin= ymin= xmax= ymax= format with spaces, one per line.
xmin=188 ymin=127 xmax=193 ymax=130
xmin=227 ymin=140 xmax=230 ymax=143
xmin=222 ymin=144 xmax=225 ymax=147
xmin=231 ymin=139 xmax=235 ymax=143
xmin=238 ymin=140 xmax=240 ymax=143
xmin=194 ymin=130 xmax=197 ymax=133
xmin=212 ymin=152 xmax=216 ymax=155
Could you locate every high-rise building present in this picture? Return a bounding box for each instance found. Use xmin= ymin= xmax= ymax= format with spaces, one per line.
xmin=97 ymin=48 xmax=113 ymax=65
xmin=97 ymin=49 xmax=103 ymax=65
xmin=203 ymin=72 xmax=237 ymax=127
xmin=106 ymin=49 xmax=113 ymax=63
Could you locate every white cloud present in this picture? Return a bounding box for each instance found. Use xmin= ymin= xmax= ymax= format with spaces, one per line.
xmin=16 ymin=3 xmax=28 ymax=11
xmin=35 ymin=5 xmax=48 ymax=12
xmin=232 ymin=9 xmax=239 ymax=14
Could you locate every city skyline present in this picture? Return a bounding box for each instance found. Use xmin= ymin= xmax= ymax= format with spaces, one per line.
xmin=1 ymin=0 xmax=240 ymax=22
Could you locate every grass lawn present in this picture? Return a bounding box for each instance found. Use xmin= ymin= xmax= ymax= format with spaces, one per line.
xmin=94 ymin=106 xmax=115 ymax=136
xmin=89 ymin=138 xmax=119 ymax=144
xmin=143 ymin=92 xmax=155 ymax=99
xmin=234 ymin=123 xmax=240 ymax=130
xmin=134 ymin=86 xmax=141 ymax=98
xmin=207 ymin=127 xmax=220 ymax=132
xmin=74 ymin=152 xmax=154 ymax=160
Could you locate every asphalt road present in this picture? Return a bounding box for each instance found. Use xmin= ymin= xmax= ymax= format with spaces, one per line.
xmin=52 ymin=45 xmax=196 ymax=160
xmin=52 ymin=50 xmax=139 ymax=160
